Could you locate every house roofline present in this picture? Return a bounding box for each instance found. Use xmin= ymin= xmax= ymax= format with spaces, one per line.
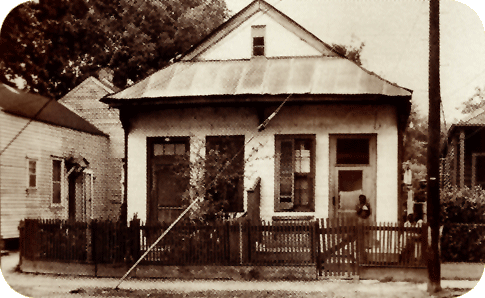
xmin=180 ymin=0 xmax=343 ymax=61
xmin=1 ymin=108 xmax=108 ymax=137
xmin=103 ymin=93 xmax=410 ymax=108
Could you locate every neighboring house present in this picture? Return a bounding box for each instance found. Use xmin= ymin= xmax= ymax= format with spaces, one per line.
xmin=102 ymin=0 xmax=412 ymax=224
xmin=441 ymin=108 xmax=485 ymax=189
xmin=0 ymin=83 xmax=111 ymax=249
xmin=59 ymin=71 xmax=124 ymax=219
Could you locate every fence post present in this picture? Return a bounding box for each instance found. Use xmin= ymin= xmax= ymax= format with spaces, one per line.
xmin=245 ymin=220 xmax=251 ymax=265
xmin=18 ymin=220 xmax=25 ymax=266
xmin=356 ymin=220 xmax=364 ymax=274
xmin=131 ymin=218 xmax=141 ymax=264
xmin=32 ymin=219 xmax=39 ymax=261
xmin=91 ymin=220 xmax=97 ymax=277
xmin=421 ymin=222 xmax=428 ymax=266
xmin=314 ymin=220 xmax=321 ymax=278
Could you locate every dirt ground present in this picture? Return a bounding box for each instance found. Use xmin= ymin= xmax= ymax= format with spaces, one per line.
xmin=1 ymin=252 xmax=480 ymax=298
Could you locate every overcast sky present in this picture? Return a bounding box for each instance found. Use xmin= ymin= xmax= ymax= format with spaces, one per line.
xmin=1 ymin=0 xmax=485 ymax=124
xmin=226 ymin=0 xmax=485 ymax=124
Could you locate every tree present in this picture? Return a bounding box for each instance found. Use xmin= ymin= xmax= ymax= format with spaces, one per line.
xmin=404 ymin=105 xmax=428 ymax=165
xmin=332 ymin=42 xmax=365 ymax=66
xmin=0 ymin=0 xmax=229 ymax=99
xmin=457 ymin=86 xmax=485 ymax=115
xmin=403 ymin=105 xmax=428 ymax=190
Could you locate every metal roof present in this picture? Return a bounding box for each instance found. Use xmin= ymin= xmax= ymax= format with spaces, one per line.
xmin=0 ymin=84 xmax=106 ymax=136
xmin=104 ymin=56 xmax=412 ymax=104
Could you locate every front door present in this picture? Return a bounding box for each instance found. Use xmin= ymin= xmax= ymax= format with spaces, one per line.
xmin=329 ymin=135 xmax=376 ymax=222
xmin=148 ymin=137 xmax=190 ymax=224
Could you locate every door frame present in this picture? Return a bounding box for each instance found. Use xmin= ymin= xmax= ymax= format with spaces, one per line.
xmin=328 ymin=134 xmax=377 ymax=221
xmin=146 ymin=136 xmax=190 ymax=224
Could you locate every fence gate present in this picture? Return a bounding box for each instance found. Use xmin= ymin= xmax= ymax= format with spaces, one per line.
xmin=317 ymin=218 xmax=359 ymax=278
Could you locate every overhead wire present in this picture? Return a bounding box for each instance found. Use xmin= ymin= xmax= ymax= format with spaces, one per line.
xmin=0 ymin=97 xmax=54 ymax=156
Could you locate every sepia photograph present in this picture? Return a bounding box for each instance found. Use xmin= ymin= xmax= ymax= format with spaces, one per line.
xmin=1 ymin=0 xmax=485 ymax=297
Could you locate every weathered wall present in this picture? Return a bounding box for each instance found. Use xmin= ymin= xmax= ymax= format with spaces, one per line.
xmin=0 ymin=111 xmax=112 ymax=239
xmin=126 ymin=103 xmax=399 ymax=223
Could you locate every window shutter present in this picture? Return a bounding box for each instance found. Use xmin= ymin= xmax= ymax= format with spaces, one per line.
xmin=278 ymin=139 xmax=294 ymax=210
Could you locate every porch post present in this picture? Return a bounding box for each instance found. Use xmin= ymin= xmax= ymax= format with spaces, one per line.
xmin=459 ymin=130 xmax=465 ymax=188
xmin=119 ymin=108 xmax=132 ymax=224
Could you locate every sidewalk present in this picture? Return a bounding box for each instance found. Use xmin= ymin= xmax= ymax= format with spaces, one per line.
xmin=1 ymin=252 xmax=483 ymax=298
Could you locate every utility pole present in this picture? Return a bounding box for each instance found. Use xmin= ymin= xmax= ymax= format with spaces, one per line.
xmin=427 ymin=0 xmax=441 ymax=293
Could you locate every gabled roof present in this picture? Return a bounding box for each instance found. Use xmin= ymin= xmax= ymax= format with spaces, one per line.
xmin=447 ymin=108 xmax=485 ymax=136
xmin=102 ymin=0 xmax=412 ymax=107
xmin=0 ymin=84 xmax=106 ymax=136
xmin=182 ymin=0 xmax=339 ymax=61
xmin=457 ymin=108 xmax=485 ymax=126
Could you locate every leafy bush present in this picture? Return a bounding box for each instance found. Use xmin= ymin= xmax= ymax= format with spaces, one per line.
xmin=440 ymin=186 xmax=485 ymax=224
xmin=440 ymin=186 xmax=485 ymax=262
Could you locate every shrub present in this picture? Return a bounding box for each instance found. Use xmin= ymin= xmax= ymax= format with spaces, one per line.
xmin=440 ymin=186 xmax=485 ymax=224
xmin=440 ymin=186 xmax=485 ymax=262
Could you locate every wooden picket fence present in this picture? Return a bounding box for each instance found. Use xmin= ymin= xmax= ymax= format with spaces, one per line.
xmin=19 ymin=218 xmax=428 ymax=277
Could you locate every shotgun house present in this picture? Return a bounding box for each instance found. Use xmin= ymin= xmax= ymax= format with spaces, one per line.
xmin=0 ymin=84 xmax=112 ymax=249
xmin=59 ymin=71 xmax=124 ymax=219
xmin=102 ymin=0 xmax=412 ymax=225
xmin=441 ymin=108 xmax=485 ymax=189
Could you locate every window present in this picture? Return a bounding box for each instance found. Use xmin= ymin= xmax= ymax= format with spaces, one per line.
xmin=252 ymin=25 xmax=265 ymax=56
xmin=472 ymin=153 xmax=485 ymax=188
xmin=275 ymin=135 xmax=315 ymax=212
xmin=52 ymin=159 xmax=62 ymax=204
xmin=336 ymin=138 xmax=369 ymax=164
xmin=27 ymin=159 xmax=37 ymax=188
xmin=206 ymin=135 xmax=245 ymax=213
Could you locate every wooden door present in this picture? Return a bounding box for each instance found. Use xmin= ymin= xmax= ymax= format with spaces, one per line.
xmin=329 ymin=135 xmax=376 ymax=222
xmin=147 ymin=138 xmax=189 ymax=224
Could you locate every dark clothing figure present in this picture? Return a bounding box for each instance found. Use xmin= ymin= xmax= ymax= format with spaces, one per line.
xmin=355 ymin=194 xmax=371 ymax=219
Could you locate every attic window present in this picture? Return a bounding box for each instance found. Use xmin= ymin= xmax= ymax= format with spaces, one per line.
xmin=252 ymin=25 xmax=265 ymax=56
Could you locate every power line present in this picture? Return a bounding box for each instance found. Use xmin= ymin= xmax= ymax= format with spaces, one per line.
xmin=0 ymin=97 xmax=54 ymax=156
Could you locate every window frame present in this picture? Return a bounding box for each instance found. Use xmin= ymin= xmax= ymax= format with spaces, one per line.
xmin=274 ymin=134 xmax=316 ymax=212
xmin=472 ymin=153 xmax=485 ymax=188
xmin=205 ymin=135 xmax=245 ymax=213
xmin=252 ymin=25 xmax=266 ymax=57
xmin=51 ymin=158 xmax=64 ymax=206
xmin=26 ymin=158 xmax=37 ymax=190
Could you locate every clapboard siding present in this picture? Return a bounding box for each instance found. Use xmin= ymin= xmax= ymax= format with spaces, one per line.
xmin=0 ymin=109 xmax=112 ymax=239
xmin=59 ymin=77 xmax=124 ymax=214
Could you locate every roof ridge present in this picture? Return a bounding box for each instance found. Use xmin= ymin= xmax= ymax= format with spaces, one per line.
xmin=459 ymin=107 xmax=485 ymax=124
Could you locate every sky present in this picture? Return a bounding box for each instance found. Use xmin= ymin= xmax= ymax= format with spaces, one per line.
xmin=1 ymin=0 xmax=485 ymax=125
xmin=225 ymin=0 xmax=485 ymax=125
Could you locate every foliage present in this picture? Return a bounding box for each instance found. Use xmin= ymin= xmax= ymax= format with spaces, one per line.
xmin=402 ymin=105 xmax=428 ymax=193
xmin=173 ymin=137 xmax=270 ymax=224
xmin=0 ymin=0 xmax=229 ymax=98
xmin=331 ymin=42 xmax=365 ymax=66
xmin=458 ymin=86 xmax=485 ymax=115
xmin=440 ymin=186 xmax=485 ymax=224
xmin=404 ymin=105 xmax=428 ymax=166
xmin=440 ymin=186 xmax=485 ymax=263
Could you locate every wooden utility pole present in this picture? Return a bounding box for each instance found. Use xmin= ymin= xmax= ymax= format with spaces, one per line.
xmin=427 ymin=0 xmax=441 ymax=293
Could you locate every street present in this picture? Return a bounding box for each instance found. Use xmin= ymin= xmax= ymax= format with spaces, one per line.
xmin=1 ymin=252 xmax=480 ymax=298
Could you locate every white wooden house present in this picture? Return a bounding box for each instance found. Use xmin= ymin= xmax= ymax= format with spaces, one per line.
xmin=0 ymin=83 xmax=112 ymax=248
xmin=102 ymin=0 xmax=412 ymax=224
